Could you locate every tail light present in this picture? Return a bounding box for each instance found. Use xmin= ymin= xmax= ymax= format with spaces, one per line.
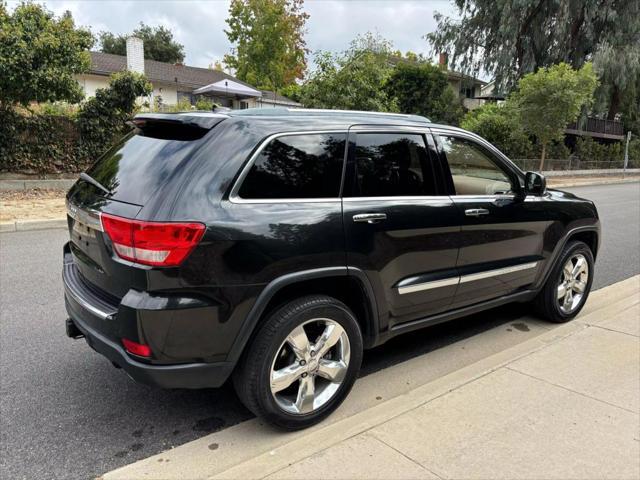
xmin=122 ymin=338 xmax=152 ymax=357
xmin=101 ymin=213 xmax=205 ymax=267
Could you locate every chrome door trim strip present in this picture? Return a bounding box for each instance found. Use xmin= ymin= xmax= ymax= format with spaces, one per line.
xmin=343 ymin=195 xmax=450 ymax=202
xmin=397 ymin=261 xmax=539 ymax=295
xmin=459 ymin=261 xmax=538 ymax=284
xmin=397 ymin=276 xmax=459 ymax=295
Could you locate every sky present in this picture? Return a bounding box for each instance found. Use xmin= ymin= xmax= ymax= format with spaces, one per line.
xmin=8 ymin=0 xmax=458 ymax=70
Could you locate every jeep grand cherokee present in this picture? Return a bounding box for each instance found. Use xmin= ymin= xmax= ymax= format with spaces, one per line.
xmin=63 ymin=108 xmax=600 ymax=429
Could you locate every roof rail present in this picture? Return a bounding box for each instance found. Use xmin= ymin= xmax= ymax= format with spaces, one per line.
xmin=229 ymin=107 xmax=430 ymax=123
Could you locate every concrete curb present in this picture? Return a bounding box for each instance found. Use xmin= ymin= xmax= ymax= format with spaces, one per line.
xmin=0 ymin=178 xmax=76 ymax=191
xmin=543 ymin=168 xmax=640 ymax=177
xmin=0 ymin=219 xmax=67 ymax=232
xmin=549 ymin=178 xmax=640 ymax=188
xmin=102 ymin=276 xmax=639 ymax=480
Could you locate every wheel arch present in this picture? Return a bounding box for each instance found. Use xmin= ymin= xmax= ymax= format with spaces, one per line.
xmin=534 ymin=225 xmax=600 ymax=290
xmin=226 ymin=267 xmax=379 ymax=365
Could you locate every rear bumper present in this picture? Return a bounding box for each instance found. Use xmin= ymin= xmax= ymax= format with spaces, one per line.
xmin=63 ymin=253 xmax=234 ymax=389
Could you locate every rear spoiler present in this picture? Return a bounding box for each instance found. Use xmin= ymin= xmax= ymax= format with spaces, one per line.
xmin=130 ymin=112 xmax=228 ymax=129
xmin=128 ymin=112 xmax=228 ymax=140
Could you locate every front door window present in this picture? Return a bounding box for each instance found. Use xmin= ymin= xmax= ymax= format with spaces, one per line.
xmin=439 ymin=136 xmax=514 ymax=195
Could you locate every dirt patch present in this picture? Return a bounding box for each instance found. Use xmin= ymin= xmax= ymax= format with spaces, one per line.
xmin=0 ymin=189 xmax=66 ymax=222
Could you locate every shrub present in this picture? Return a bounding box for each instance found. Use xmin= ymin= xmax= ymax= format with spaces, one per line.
xmin=77 ymin=71 xmax=152 ymax=160
xmin=573 ymin=136 xmax=629 ymax=167
xmin=1 ymin=71 xmax=152 ymax=174
xmin=165 ymin=98 xmax=195 ymax=112
xmin=461 ymin=103 xmax=533 ymax=158
xmin=194 ymin=97 xmax=218 ymax=111
xmin=628 ymin=138 xmax=640 ymax=167
xmin=385 ymin=62 xmax=464 ymax=125
xmin=0 ymin=108 xmax=82 ymax=173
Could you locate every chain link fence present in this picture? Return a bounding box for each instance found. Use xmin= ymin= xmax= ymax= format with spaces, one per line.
xmin=512 ymin=158 xmax=639 ymax=171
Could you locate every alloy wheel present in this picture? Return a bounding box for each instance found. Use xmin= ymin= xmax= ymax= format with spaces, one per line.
xmin=557 ymin=253 xmax=589 ymax=314
xmin=270 ymin=318 xmax=350 ymax=415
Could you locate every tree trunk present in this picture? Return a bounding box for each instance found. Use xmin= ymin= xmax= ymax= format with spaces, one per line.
xmin=607 ymin=86 xmax=621 ymax=121
xmin=539 ymin=143 xmax=546 ymax=172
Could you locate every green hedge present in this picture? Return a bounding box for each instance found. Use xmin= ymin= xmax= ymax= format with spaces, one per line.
xmin=0 ymin=71 xmax=151 ymax=175
xmin=0 ymin=109 xmax=88 ymax=173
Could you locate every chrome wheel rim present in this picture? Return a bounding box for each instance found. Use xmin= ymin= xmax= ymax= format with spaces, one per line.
xmin=270 ymin=318 xmax=350 ymax=415
xmin=557 ymin=253 xmax=589 ymax=314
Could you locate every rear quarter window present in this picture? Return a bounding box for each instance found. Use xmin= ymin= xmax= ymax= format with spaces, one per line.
xmin=237 ymin=133 xmax=347 ymax=199
xmin=84 ymin=131 xmax=205 ymax=205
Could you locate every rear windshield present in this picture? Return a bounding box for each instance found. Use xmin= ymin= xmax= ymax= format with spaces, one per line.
xmin=84 ymin=130 xmax=206 ymax=205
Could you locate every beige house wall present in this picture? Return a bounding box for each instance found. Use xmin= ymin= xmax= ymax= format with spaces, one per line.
xmin=76 ymin=74 xmax=111 ymax=98
xmin=447 ymin=77 xmax=483 ymax=110
xmin=76 ymin=74 xmax=179 ymax=106
xmin=150 ymin=83 xmax=178 ymax=106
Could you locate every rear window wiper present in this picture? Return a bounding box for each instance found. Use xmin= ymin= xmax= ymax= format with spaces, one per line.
xmin=79 ymin=172 xmax=112 ymax=196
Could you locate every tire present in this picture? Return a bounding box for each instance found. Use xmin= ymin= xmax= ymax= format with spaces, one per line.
xmin=534 ymin=240 xmax=594 ymax=323
xmin=233 ymin=295 xmax=363 ymax=430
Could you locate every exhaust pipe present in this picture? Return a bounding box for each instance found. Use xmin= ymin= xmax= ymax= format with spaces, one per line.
xmin=66 ymin=318 xmax=84 ymax=339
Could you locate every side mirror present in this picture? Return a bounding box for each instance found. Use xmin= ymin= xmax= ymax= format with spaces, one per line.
xmin=524 ymin=171 xmax=546 ymax=196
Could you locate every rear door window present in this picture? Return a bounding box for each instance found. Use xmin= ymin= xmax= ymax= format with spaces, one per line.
xmin=349 ymin=133 xmax=437 ymax=197
xmin=237 ymin=133 xmax=346 ymax=199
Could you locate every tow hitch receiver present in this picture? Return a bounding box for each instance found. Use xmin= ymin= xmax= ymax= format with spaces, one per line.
xmin=66 ymin=318 xmax=84 ymax=339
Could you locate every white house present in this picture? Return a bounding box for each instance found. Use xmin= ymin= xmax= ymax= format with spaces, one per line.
xmin=75 ymin=37 xmax=300 ymax=109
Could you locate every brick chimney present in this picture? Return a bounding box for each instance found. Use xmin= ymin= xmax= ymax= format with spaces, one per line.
xmin=438 ymin=52 xmax=448 ymax=69
xmin=126 ymin=37 xmax=144 ymax=74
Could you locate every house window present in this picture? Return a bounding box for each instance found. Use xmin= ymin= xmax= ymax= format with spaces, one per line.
xmin=460 ymin=86 xmax=475 ymax=99
xmin=240 ymin=101 xmax=249 ymax=110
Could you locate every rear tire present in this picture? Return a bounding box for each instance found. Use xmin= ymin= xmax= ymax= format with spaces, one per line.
xmin=233 ymin=295 xmax=363 ymax=430
xmin=534 ymin=241 xmax=594 ymax=323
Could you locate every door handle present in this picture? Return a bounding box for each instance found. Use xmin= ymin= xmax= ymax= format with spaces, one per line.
xmin=465 ymin=208 xmax=490 ymax=217
xmin=353 ymin=213 xmax=387 ymax=224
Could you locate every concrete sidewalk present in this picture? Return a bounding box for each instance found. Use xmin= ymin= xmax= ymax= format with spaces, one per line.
xmin=103 ymin=275 xmax=639 ymax=480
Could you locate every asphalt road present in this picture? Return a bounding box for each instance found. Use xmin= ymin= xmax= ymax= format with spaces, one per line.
xmin=1 ymin=182 xmax=639 ymax=480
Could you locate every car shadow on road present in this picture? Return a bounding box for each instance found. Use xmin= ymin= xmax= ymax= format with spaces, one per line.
xmin=61 ymin=301 xmax=534 ymax=479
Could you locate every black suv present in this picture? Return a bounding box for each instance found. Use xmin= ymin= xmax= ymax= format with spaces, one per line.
xmin=63 ymin=108 xmax=600 ymax=429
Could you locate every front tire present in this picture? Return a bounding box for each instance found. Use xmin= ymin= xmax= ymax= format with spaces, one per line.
xmin=534 ymin=240 xmax=594 ymax=323
xmin=233 ymin=295 xmax=363 ymax=430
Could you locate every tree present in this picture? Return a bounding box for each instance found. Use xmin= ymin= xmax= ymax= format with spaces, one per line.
xmin=511 ymin=63 xmax=598 ymax=171
xmin=0 ymin=2 xmax=93 ymax=108
xmin=99 ymin=23 xmax=185 ymax=64
xmin=301 ymin=33 xmax=396 ymax=111
xmin=426 ymin=0 xmax=639 ymax=122
xmin=461 ymin=103 xmax=533 ymax=158
xmin=77 ymin=71 xmax=152 ymax=159
xmin=224 ymin=0 xmax=308 ymax=90
xmin=385 ymin=61 xmax=463 ymax=124
xmin=592 ymin=41 xmax=640 ymax=130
